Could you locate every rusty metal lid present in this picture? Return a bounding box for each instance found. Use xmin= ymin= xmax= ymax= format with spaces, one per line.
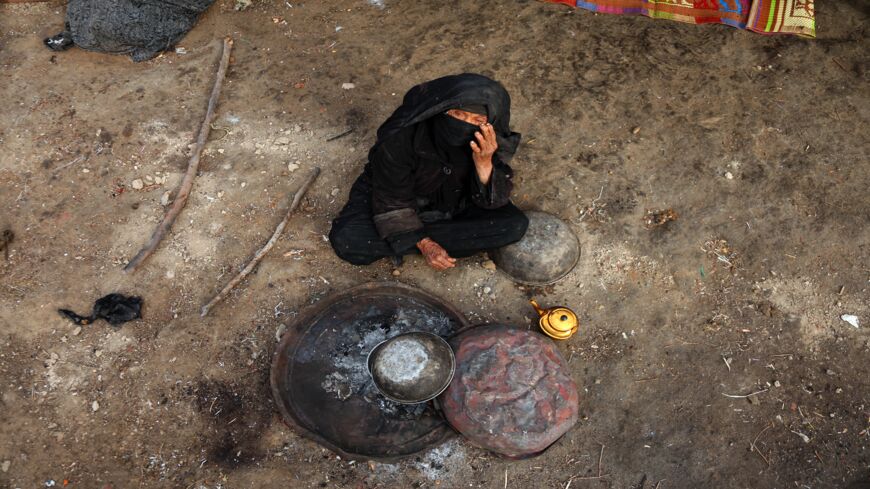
xmin=490 ymin=211 xmax=580 ymax=286
xmin=438 ymin=324 xmax=579 ymax=459
xmin=270 ymin=282 xmax=470 ymax=461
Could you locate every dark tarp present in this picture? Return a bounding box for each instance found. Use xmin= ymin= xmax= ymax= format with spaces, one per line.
xmin=44 ymin=0 xmax=214 ymax=62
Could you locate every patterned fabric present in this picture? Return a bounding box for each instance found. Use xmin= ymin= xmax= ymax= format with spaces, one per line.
xmin=546 ymin=0 xmax=815 ymax=37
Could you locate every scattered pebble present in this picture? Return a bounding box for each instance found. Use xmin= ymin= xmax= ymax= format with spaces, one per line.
xmin=841 ymin=314 xmax=859 ymax=328
xmin=241 ymin=182 xmax=247 ymax=188
xmin=341 ymin=82 xmax=356 ymax=90
xmin=481 ymin=259 xmax=497 ymax=271
xmin=773 ymin=380 xmax=781 ymax=388
xmin=631 ymin=126 xmax=640 ymax=135
xmin=131 ymin=179 xmax=144 ymax=190
xmin=287 ymin=162 xmax=300 ymax=172
xmin=275 ymin=323 xmax=287 ymax=342
xmin=160 ymin=191 xmax=172 ymax=206
xmin=166 ymin=269 xmax=175 ymax=279
xmin=331 ymin=188 xmax=340 ymax=197
xmin=91 ymin=400 xmax=100 ymax=412
xmin=72 ymin=326 xmax=82 ymax=336
xmin=1 ymin=460 xmax=9 ymax=473
xmin=483 ymin=286 xmax=492 ymax=294
xmin=724 ymin=171 xmax=734 ymax=180
xmin=275 ymin=136 xmax=291 ymax=145
xmin=175 ymin=46 xmax=187 ymax=55
xmin=392 ymin=269 xmax=401 ymax=277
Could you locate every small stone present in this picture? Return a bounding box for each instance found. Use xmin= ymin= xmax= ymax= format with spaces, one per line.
xmin=1 ymin=460 xmax=9 ymax=473
xmin=175 ymin=46 xmax=188 ymax=54
xmin=222 ymin=163 xmax=232 ymax=170
xmin=840 ymin=314 xmax=860 ymax=328
xmin=631 ymin=126 xmax=640 ymax=135
xmin=293 ymin=124 xmax=302 ymax=133
xmin=287 ymin=162 xmax=299 ymax=172
xmin=81 ymin=168 xmax=90 ymax=173
xmin=166 ymin=269 xmax=175 ymax=279
xmin=241 ymin=182 xmax=247 ymax=188
xmin=341 ymin=82 xmax=356 ymax=90
xmin=217 ymin=148 xmax=225 ymax=154
xmin=331 ymin=188 xmax=340 ymax=197
xmin=131 ymin=179 xmax=144 ymax=190
xmin=144 ymin=175 xmax=153 ymax=183
xmin=160 ymin=191 xmax=171 ymax=206
xmin=724 ymin=171 xmax=734 ymax=180
xmin=91 ymin=400 xmax=100 ymax=412
xmin=391 ymin=269 xmax=401 ymax=277
xmin=835 ymin=387 xmax=843 ymax=394
xmin=483 ymin=286 xmax=492 ymax=294
xmin=481 ymin=259 xmax=497 ymax=271
xmin=275 ymin=137 xmax=291 ymax=145
xmin=94 ymin=350 xmax=103 ymax=358
xmin=773 ymin=380 xmax=781 ymax=388
xmin=72 ymin=326 xmax=82 ymax=336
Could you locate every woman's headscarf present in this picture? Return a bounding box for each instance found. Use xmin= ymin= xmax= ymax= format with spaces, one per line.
xmin=373 ymin=73 xmax=521 ymax=163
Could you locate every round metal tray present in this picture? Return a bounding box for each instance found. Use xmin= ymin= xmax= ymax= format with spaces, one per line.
xmin=270 ymin=282 xmax=470 ymax=461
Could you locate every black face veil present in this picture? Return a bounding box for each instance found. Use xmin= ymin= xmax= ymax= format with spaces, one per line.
xmin=371 ymin=74 xmax=521 ymax=163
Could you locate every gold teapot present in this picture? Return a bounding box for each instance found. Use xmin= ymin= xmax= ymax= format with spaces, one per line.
xmin=530 ymin=299 xmax=578 ymax=340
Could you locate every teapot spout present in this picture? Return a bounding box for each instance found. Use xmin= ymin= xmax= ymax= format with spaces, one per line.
xmin=529 ymin=298 xmax=546 ymax=317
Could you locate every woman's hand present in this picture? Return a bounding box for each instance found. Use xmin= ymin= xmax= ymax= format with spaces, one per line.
xmin=470 ymin=122 xmax=497 ymax=185
xmin=417 ymin=237 xmax=456 ymax=270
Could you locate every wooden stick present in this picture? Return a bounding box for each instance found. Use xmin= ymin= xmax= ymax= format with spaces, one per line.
xmin=124 ymin=37 xmax=234 ymax=273
xmin=200 ymin=168 xmax=320 ymax=317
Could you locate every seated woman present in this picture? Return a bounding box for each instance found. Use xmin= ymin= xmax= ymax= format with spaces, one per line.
xmin=329 ymin=74 xmax=528 ymax=270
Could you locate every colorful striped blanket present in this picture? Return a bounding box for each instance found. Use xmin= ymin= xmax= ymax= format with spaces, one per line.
xmin=546 ymin=0 xmax=815 ymax=37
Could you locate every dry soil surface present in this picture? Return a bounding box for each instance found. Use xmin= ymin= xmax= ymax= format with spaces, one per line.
xmin=1 ymin=1 xmax=869 ymax=488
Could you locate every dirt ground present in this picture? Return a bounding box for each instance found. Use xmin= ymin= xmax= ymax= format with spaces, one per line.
xmin=1 ymin=0 xmax=869 ymax=488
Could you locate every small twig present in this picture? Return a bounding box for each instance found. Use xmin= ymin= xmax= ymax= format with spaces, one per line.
xmin=200 ymin=168 xmax=320 ymax=317
xmin=53 ymin=154 xmax=86 ymax=173
xmin=326 ymin=128 xmax=353 ymax=142
xmin=598 ymin=444 xmax=605 ymax=478
xmin=831 ymin=58 xmax=849 ymax=73
xmin=124 ymin=37 xmax=234 ymax=273
xmin=722 ymin=388 xmax=768 ymax=398
xmin=504 ymin=469 xmax=508 ymax=489
xmin=566 ymin=474 xmax=610 ymax=487
xmin=750 ymin=423 xmax=772 ymax=467
xmin=654 ymin=480 xmax=665 ymax=489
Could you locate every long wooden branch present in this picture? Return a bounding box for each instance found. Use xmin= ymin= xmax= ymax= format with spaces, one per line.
xmin=124 ymin=37 xmax=234 ymax=273
xmin=200 ymin=167 xmax=321 ymax=317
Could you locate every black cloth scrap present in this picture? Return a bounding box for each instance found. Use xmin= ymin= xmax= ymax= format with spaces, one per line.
xmin=58 ymin=293 xmax=142 ymax=326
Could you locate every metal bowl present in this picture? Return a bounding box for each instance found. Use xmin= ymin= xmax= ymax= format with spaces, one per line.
xmin=490 ymin=210 xmax=580 ymax=286
xmin=367 ymin=331 xmax=456 ymax=404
